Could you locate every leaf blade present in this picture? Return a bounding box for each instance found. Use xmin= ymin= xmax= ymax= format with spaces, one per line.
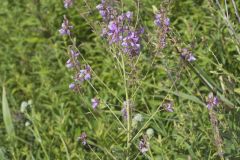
xmin=2 ymin=86 xmax=15 ymax=141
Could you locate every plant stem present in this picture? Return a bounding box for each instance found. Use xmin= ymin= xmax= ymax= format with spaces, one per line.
xmin=121 ymin=54 xmax=132 ymax=159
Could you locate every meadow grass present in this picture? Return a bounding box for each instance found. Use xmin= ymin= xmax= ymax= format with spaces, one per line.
xmin=0 ymin=0 xmax=240 ymax=159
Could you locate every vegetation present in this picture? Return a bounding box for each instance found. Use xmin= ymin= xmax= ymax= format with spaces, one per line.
xmin=0 ymin=0 xmax=240 ymax=159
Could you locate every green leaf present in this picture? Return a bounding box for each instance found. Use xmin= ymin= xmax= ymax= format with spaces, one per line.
xmin=2 ymin=86 xmax=15 ymax=141
xmin=168 ymin=90 xmax=205 ymax=106
xmin=0 ymin=148 xmax=6 ymax=160
xmin=152 ymin=5 xmax=158 ymax=13
xmin=234 ymin=88 xmax=240 ymax=95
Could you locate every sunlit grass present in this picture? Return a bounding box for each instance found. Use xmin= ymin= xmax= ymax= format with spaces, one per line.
xmin=0 ymin=0 xmax=240 ymax=159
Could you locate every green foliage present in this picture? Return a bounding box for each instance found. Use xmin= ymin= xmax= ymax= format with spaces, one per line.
xmin=2 ymin=86 xmax=15 ymax=141
xmin=0 ymin=148 xmax=6 ymax=160
xmin=0 ymin=0 xmax=240 ymax=159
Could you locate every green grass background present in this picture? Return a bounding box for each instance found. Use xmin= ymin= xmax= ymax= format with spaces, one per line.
xmin=0 ymin=0 xmax=240 ymax=159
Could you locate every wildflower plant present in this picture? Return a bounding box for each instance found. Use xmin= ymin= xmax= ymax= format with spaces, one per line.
xmin=57 ymin=0 xmax=239 ymax=159
xmin=2 ymin=0 xmax=240 ymax=159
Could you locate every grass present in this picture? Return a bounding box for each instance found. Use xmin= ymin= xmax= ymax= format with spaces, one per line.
xmin=0 ymin=0 xmax=240 ymax=159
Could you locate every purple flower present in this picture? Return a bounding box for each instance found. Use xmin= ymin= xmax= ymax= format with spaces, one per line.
xmin=187 ymin=54 xmax=196 ymax=62
xmin=139 ymin=137 xmax=149 ymax=154
xmin=70 ymin=49 xmax=80 ymax=57
xmin=91 ymin=98 xmax=100 ymax=109
xmin=66 ymin=49 xmax=80 ymax=69
xmin=69 ymin=83 xmax=75 ymax=89
xmin=165 ymin=102 xmax=173 ymax=112
xmin=180 ymin=48 xmax=196 ymax=62
xmin=96 ymin=0 xmax=116 ymax=20
xmin=96 ymin=2 xmax=143 ymax=57
xmin=138 ymin=27 xmax=145 ymax=34
xmin=75 ymin=71 xmax=84 ymax=82
xmin=59 ymin=16 xmax=73 ymax=36
xmin=84 ymin=65 xmax=91 ymax=80
xmin=118 ymin=11 xmax=133 ymax=21
xmin=77 ymin=65 xmax=91 ymax=81
xmin=121 ymin=101 xmax=132 ymax=120
xmin=78 ymin=132 xmax=87 ymax=145
xmin=121 ymin=107 xmax=127 ymax=120
xmin=125 ymin=11 xmax=133 ymax=20
xmin=162 ymin=101 xmax=174 ymax=112
xmin=164 ymin=18 xmax=170 ymax=26
xmin=154 ymin=12 xmax=170 ymax=28
xmin=206 ymin=93 xmax=219 ymax=109
xmin=107 ymin=21 xmax=122 ymax=43
xmin=154 ymin=11 xmax=170 ymax=49
xmin=154 ymin=14 xmax=162 ymax=26
xmin=66 ymin=59 xmax=74 ymax=68
xmin=68 ymin=65 xmax=92 ymax=91
xmin=96 ymin=4 xmax=103 ymax=10
xmin=108 ymin=21 xmax=117 ymax=31
xmin=121 ymin=31 xmax=142 ymax=56
xmin=159 ymin=36 xmax=167 ymax=49
xmin=64 ymin=0 xmax=74 ymax=8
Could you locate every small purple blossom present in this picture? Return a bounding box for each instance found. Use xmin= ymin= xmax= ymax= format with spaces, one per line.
xmin=138 ymin=27 xmax=145 ymax=34
xmin=154 ymin=12 xmax=170 ymax=28
xmin=121 ymin=101 xmax=132 ymax=120
xmin=77 ymin=65 xmax=91 ymax=81
xmin=125 ymin=11 xmax=133 ymax=20
xmin=59 ymin=16 xmax=73 ymax=36
xmin=107 ymin=20 xmax=123 ymax=44
xmin=96 ymin=4 xmax=103 ymax=10
xmin=165 ymin=102 xmax=173 ymax=112
xmin=160 ymin=36 xmax=167 ymax=49
xmin=122 ymin=31 xmax=141 ymax=56
xmin=180 ymin=48 xmax=196 ymax=62
xmin=96 ymin=3 xmax=106 ymax=18
xmin=106 ymin=16 xmax=143 ymax=55
xmin=69 ymin=83 xmax=75 ymax=90
xmin=154 ymin=14 xmax=162 ymax=26
xmin=154 ymin=10 xmax=170 ymax=49
xmin=78 ymin=132 xmax=87 ymax=145
xmin=84 ymin=65 xmax=91 ymax=80
xmin=206 ymin=92 xmax=219 ymax=109
xmin=66 ymin=59 xmax=74 ymax=68
xmin=121 ymin=105 xmax=128 ymax=120
xmin=163 ymin=101 xmax=174 ymax=112
xmin=96 ymin=0 xmax=116 ymax=21
xmin=187 ymin=54 xmax=196 ymax=62
xmin=96 ymin=2 xmax=143 ymax=57
xmin=64 ymin=0 xmax=74 ymax=8
xmin=139 ymin=136 xmax=149 ymax=154
xmin=118 ymin=11 xmax=133 ymax=21
xmin=66 ymin=49 xmax=80 ymax=69
xmin=68 ymin=65 xmax=92 ymax=91
xmin=91 ymin=98 xmax=100 ymax=109
xmin=70 ymin=49 xmax=80 ymax=57
xmin=164 ymin=18 xmax=170 ymax=26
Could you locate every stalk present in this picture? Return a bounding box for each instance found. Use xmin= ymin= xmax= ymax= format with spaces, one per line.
xmin=209 ymin=109 xmax=224 ymax=160
xmin=121 ymin=53 xmax=132 ymax=160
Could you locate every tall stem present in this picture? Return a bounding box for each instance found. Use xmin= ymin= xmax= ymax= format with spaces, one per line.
xmin=121 ymin=54 xmax=132 ymax=159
